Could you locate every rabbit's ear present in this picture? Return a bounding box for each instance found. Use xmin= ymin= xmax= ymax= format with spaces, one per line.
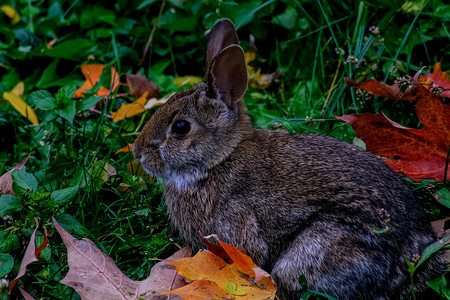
xmin=208 ymin=44 xmax=248 ymax=107
xmin=206 ymin=19 xmax=239 ymax=72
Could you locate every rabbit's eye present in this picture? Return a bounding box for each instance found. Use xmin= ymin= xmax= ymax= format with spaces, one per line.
xmin=172 ymin=120 xmax=191 ymax=136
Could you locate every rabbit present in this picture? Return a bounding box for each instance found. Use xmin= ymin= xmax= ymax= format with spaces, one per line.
xmin=133 ymin=19 xmax=444 ymax=299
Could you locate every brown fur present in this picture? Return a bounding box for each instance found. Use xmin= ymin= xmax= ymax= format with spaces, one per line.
xmin=133 ymin=19 xmax=444 ymax=299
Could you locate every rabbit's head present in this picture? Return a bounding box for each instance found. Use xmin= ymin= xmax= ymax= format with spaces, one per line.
xmin=133 ymin=19 xmax=249 ymax=189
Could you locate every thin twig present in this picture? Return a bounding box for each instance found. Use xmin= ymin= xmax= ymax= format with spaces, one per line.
xmin=138 ymin=0 xmax=167 ymax=67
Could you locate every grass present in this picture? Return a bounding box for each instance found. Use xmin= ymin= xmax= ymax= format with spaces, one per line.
xmin=0 ymin=0 xmax=449 ymax=299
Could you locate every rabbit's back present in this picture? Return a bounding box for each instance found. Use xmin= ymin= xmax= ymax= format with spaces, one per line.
xmin=165 ymin=128 xmax=441 ymax=299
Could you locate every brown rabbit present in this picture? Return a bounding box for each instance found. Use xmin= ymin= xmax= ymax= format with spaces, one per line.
xmin=133 ymin=19 xmax=444 ymax=299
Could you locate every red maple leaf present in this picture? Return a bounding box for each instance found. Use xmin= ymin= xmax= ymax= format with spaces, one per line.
xmin=337 ymin=79 xmax=450 ymax=182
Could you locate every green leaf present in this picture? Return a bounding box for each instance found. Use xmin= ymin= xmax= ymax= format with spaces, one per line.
xmin=36 ymin=235 xmax=51 ymax=262
xmin=298 ymin=274 xmax=309 ymax=290
xmin=55 ymin=102 xmax=76 ymax=124
xmin=11 ymin=169 xmax=38 ymax=196
xmin=436 ymin=188 xmax=450 ymax=209
xmin=44 ymin=39 xmax=97 ymax=61
xmin=0 ymin=231 xmax=20 ymax=252
xmin=426 ymin=276 xmax=450 ymax=298
xmin=0 ymin=28 xmax=15 ymax=49
xmin=59 ymin=84 xmax=77 ymax=99
xmin=416 ymin=236 xmax=450 ymax=269
xmin=0 ymin=254 xmax=14 ymax=278
xmin=35 ymin=96 xmax=57 ymax=110
xmin=272 ymin=7 xmax=298 ymax=30
xmin=29 ymin=90 xmax=54 ymax=105
xmin=0 ymin=194 xmax=22 ymax=217
xmin=137 ymin=0 xmax=158 ymax=10
xmin=51 ymin=186 xmax=79 ymax=205
xmin=77 ymin=96 xmax=102 ymax=111
xmin=406 ymin=259 xmax=416 ymax=275
xmin=36 ymin=59 xmax=60 ymax=89
xmin=225 ymin=280 xmax=246 ymax=296
xmin=373 ymin=227 xmax=389 ymax=234
xmin=55 ymin=214 xmax=90 ymax=237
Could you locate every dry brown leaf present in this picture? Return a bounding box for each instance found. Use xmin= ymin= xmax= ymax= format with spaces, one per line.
xmin=138 ymin=247 xmax=191 ymax=300
xmin=53 ymin=217 xmax=189 ymax=299
xmin=430 ymin=217 xmax=450 ymax=264
xmin=344 ymin=77 xmax=417 ymax=101
xmin=19 ymin=287 xmax=35 ymax=300
xmin=126 ymin=73 xmax=160 ymax=99
xmin=0 ymin=153 xmax=30 ymax=195
xmin=9 ymin=218 xmax=47 ymax=292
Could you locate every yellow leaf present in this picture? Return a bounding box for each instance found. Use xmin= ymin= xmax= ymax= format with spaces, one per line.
xmin=3 ymin=92 xmax=38 ymax=125
xmin=401 ymin=0 xmax=426 ymax=12
xmin=111 ymin=91 xmax=149 ymax=122
xmin=11 ymin=82 xmax=24 ymax=97
xmin=1 ymin=5 xmax=20 ymax=24
xmin=245 ymin=50 xmax=256 ymax=64
xmin=173 ymin=76 xmax=202 ymax=87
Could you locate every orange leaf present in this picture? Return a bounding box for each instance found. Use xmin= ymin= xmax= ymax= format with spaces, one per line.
xmin=73 ymin=64 xmax=119 ymax=98
xmin=337 ymin=79 xmax=450 ymax=182
xmin=418 ymin=62 xmax=450 ymax=98
xmin=115 ymin=143 xmax=133 ymax=154
xmin=164 ymin=240 xmax=276 ymax=299
xmin=344 ymin=77 xmax=417 ymax=101
xmin=111 ymin=91 xmax=149 ymax=122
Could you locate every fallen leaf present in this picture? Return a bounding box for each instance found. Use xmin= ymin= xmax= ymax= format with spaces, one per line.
xmin=115 ymin=144 xmax=133 ymax=154
xmin=138 ymin=247 xmax=191 ymax=299
xmin=419 ymin=62 xmax=450 ymax=98
xmin=144 ymin=95 xmax=170 ymax=109
xmin=0 ymin=153 xmax=31 ymax=195
xmin=337 ymin=79 xmax=450 ymax=182
xmin=244 ymin=37 xmax=282 ymax=90
xmin=1 ymin=5 xmax=20 ymax=24
xmin=431 ymin=217 xmax=450 ymax=240
xmin=344 ymin=77 xmax=416 ymax=101
xmin=9 ymin=218 xmax=47 ymax=292
xmin=46 ymin=38 xmax=57 ymax=49
xmin=164 ymin=280 xmax=230 ymax=299
xmin=430 ymin=218 xmax=450 ymax=264
xmin=73 ymin=65 xmax=119 ymax=98
xmin=111 ymin=92 xmax=149 ymax=122
xmin=11 ymin=81 xmax=24 ymax=96
xmin=3 ymin=82 xmax=39 ymax=125
xmin=173 ymin=76 xmax=202 ymax=87
xmin=19 ymin=287 xmax=35 ymax=300
xmin=126 ymin=73 xmax=160 ymax=99
xmin=53 ymin=217 xmax=189 ymax=299
xmin=163 ymin=239 xmax=276 ymax=299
